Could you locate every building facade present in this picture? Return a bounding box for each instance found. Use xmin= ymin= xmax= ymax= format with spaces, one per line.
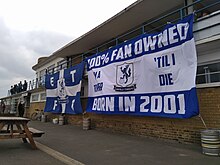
xmin=2 ymin=0 xmax=220 ymax=144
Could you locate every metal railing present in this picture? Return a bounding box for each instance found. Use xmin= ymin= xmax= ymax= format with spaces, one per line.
xmin=81 ymin=0 xmax=220 ymax=59
xmin=7 ymin=78 xmax=45 ymax=96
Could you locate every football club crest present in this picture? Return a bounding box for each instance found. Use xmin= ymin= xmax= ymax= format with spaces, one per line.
xmin=57 ymin=70 xmax=69 ymax=114
xmin=114 ymin=62 xmax=136 ymax=91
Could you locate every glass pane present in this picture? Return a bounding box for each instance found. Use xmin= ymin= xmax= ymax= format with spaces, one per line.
xmin=196 ymin=75 xmax=205 ymax=84
xmin=208 ymin=63 xmax=220 ymax=73
xmin=197 ymin=66 xmax=205 ymax=74
xmin=40 ymin=93 xmax=46 ymax=101
xmin=210 ymin=73 xmax=220 ymax=83
xmin=197 ymin=62 xmax=220 ymax=84
xmin=31 ymin=94 xmax=39 ymax=102
xmin=39 ymin=75 xmax=45 ymax=86
xmin=48 ymin=64 xmax=55 ymax=74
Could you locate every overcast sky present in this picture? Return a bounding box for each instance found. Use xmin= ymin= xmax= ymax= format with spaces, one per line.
xmin=0 ymin=0 xmax=136 ymax=98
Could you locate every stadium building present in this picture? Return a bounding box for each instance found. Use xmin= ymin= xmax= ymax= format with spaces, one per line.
xmin=2 ymin=0 xmax=220 ymax=143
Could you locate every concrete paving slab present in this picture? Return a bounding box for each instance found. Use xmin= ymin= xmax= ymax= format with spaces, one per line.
xmin=0 ymin=139 xmax=65 ymax=165
xmin=29 ymin=121 xmax=220 ymax=165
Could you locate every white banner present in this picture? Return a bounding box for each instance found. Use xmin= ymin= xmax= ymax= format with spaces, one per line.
xmin=86 ymin=14 xmax=199 ymax=118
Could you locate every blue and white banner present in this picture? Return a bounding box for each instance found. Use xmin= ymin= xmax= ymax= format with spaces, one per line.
xmin=44 ymin=62 xmax=84 ymax=114
xmin=86 ymin=14 xmax=199 ymax=118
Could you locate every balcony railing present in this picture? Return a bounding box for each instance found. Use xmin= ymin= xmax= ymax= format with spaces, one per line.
xmin=7 ymin=78 xmax=45 ymax=96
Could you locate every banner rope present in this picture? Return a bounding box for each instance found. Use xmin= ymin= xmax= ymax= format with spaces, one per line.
xmin=198 ymin=114 xmax=207 ymax=129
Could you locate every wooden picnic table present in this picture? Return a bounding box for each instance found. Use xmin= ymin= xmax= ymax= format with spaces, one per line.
xmin=0 ymin=117 xmax=37 ymax=149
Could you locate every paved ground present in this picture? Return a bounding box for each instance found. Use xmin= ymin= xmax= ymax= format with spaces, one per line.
xmin=0 ymin=120 xmax=219 ymax=165
xmin=26 ymin=121 xmax=219 ymax=165
xmin=0 ymin=139 xmax=65 ymax=165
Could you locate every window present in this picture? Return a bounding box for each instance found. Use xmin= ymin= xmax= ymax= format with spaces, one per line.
xmin=31 ymin=92 xmax=46 ymax=102
xmin=196 ymin=62 xmax=220 ymax=84
xmin=40 ymin=93 xmax=46 ymax=101
xmin=39 ymin=69 xmax=46 ymax=86
xmin=47 ymin=64 xmax=55 ymax=74
xmin=31 ymin=93 xmax=39 ymax=102
xmin=57 ymin=59 xmax=67 ymax=70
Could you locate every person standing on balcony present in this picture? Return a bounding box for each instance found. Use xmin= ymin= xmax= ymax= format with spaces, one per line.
xmin=14 ymin=84 xmax=18 ymax=94
xmin=23 ymin=80 xmax=27 ymax=91
xmin=18 ymin=81 xmax=22 ymax=93
xmin=10 ymin=86 xmax=14 ymax=95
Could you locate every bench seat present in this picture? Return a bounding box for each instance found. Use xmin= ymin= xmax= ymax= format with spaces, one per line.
xmin=29 ymin=127 xmax=45 ymax=137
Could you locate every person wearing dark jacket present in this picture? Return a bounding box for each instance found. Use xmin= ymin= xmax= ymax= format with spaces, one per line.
xmin=23 ymin=80 xmax=28 ymax=91
xmin=17 ymin=100 xmax=25 ymax=117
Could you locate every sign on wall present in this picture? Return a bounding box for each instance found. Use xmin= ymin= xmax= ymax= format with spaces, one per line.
xmin=44 ymin=62 xmax=84 ymax=114
xmin=86 ymin=14 xmax=199 ymax=118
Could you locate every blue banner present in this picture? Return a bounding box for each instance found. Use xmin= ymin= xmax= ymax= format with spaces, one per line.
xmin=44 ymin=62 xmax=84 ymax=114
xmin=86 ymin=14 xmax=199 ymax=118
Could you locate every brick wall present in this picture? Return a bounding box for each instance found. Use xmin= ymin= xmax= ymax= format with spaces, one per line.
xmin=66 ymin=87 xmax=220 ymax=144
xmin=27 ymin=101 xmax=61 ymax=122
xmin=197 ymin=87 xmax=220 ymax=128
xmin=31 ymin=87 xmax=220 ymax=144
xmin=65 ymin=98 xmax=88 ymax=126
xmin=27 ymin=102 xmax=45 ymax=118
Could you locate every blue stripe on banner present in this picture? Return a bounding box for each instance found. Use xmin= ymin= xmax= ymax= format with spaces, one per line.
xmin=86 ymin=14 xmax=194 ymax=71
xmin=86 ymin=88 xmax=199 ymax=118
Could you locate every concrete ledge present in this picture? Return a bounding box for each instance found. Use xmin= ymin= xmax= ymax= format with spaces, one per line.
xmin=36 ymin=141 xmax=85 ymax=165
